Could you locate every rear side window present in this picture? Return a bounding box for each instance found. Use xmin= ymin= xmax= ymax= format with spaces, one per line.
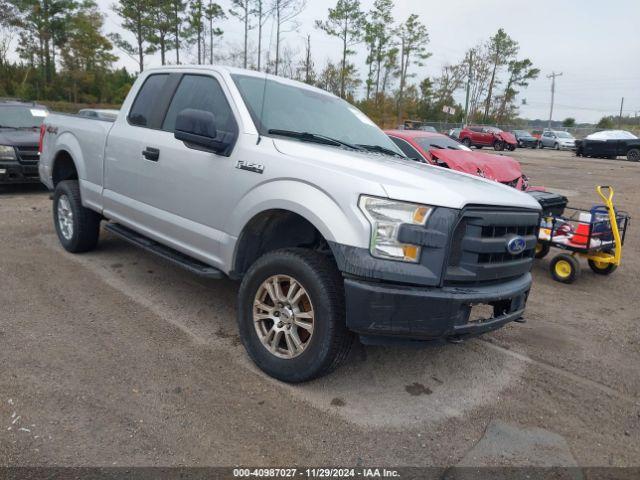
xmin=128 ymin=74 xmax=169 ymax=127
xmin=162 ymin=74 xmax=236 ymax=134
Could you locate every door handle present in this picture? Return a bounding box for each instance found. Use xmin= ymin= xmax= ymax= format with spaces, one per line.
xmin=142 ymin=147 xmax=160 ymax=161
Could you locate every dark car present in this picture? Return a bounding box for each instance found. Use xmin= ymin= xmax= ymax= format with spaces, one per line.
xmin=0 ymin=100 xmax=49 ymax=184
xmin=511 ymin=129 xmax=538 ymax=148
xmin=575 ymin=131 xmax=640 ymax=161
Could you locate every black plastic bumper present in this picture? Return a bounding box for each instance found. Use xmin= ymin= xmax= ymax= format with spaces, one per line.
xmin=0 ymin=162 xmax=40 ymax=184
xmin=344 ymin=273 xmax=531 ymax=343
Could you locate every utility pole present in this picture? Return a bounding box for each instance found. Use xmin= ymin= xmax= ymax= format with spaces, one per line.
xmin=618 ymin=97 xmax=624 ymax=128
xmin=547 ymin=71 xmax=562 ymax=129
xmin=464 ymin=50 xmax=473 ymax=127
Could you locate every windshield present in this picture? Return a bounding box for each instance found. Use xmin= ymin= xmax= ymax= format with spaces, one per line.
xmin=0 ymin=106 xmax=48 ymax=128
xmin=514 ymin=130 xmax=531 ymax=136
xmin=556 ymin=131 xmax=573 ymax=138
xmin=415 ymin=136 xmax=471 ymax=152
xmin=232 ymin=74 xmax=402 ymax=154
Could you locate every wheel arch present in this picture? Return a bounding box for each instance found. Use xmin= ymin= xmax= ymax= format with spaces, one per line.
xmin=231 ymin=208 xmax=334 ymax=278
xmin=51 ymin=149 xmax=80 ymax=186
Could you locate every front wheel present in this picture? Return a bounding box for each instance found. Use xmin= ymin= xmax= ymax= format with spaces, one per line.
xmin=535 ymin=243 xmax=550 ymax=259
xmin=237 ymin=248 xmax=354 ymax=383
xmin=554 ymin=143 xmax=560 ymax=150
xmin=53 ymin=180 xmax=101 ymax=253
xmin=627 ymin=148 xmax=640 ymax=162
xmin=588 ymin=259 xmax=618 ymax=275
xmin=462 ymin=138 xmax=471 ymax=148
xmin=538 ymin=142 xmax=544 ymax=149
xmin=550 ymin=253 xmax=580 ymax=284
xmin=493 ymin=140 xmax=504 ymax=151
xmin=508 ymin=144 xmax=516 ymax=151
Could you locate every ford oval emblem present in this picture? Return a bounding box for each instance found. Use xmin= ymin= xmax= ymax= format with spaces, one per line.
xmin=506 ymin=235 xmax=526 ymax=255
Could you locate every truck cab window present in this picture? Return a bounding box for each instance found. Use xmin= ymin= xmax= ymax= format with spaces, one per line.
xmin=162 ymin=75 xmax=236 ymax=134
xmin=128 ymin=74 xmax=169 ymax=127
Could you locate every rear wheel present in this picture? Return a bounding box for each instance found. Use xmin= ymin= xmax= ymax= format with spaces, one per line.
xmin=627 ymin=148 xmax=640 ymax=162
xmin=538 ymin=142 xmax=544 ymax=149
xmin=53 ymin=180 xmax=101 ymax=253
xmin=588 ymin=259 xmax=618 ymax=275
xmin=550 ymin=253 xmax=579 ymax=284
xmin=237 ymin=248 xmax=354 ymax=383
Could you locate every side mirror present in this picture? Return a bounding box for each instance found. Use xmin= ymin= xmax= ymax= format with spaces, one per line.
xmin=174 ymin=108 xmax=230 ymax=154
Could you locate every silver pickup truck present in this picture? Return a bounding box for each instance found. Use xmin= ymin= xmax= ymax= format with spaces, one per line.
xmin=39 ymin=66 xmax=541 ymax=382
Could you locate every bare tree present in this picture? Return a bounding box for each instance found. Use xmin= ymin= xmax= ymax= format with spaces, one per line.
xmin=270 ymin=0 xmax=305 ymax=75
xmin=229 ymin=0 xmax=255 ymax=68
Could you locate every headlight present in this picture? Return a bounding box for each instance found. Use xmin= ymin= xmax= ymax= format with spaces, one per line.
xmin=0 ymin=145 xmax=16 ymax=161
xmin=358 ymin=195 xmax=432 ymax=263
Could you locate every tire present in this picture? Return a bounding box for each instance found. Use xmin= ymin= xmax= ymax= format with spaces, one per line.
xmin=550 ymin=253 xmax=580 ymax=284
xmin=508 ymin=144 xmax=516 ymax=151
xmin=538 ymin=142 xmax=544 ymax=149
xmin=53 ymin=180 xmax=101 ymax=253
xmin=462 ymin=138 xmax=471 ymax=148
xmin=627 ymin=148 xmax=640 ymax=162
xmin=237 ymin=248 xmax=354 ymax=383
xmin=535 ymin=243 xmax=550 ymax=259
xmin=493 ymin=140 xmax=504 ymax=151
xmin=476 ymin=145 xmax=483 ymax=149
xmin=588 ymin=259 xmax=618 ymax=275
xmin=554 ymin=143 xmax=560 ymax=150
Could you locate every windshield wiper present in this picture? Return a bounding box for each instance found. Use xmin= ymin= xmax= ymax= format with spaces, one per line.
xmin=355 ymin=144 xmax=405 ymax=158
xmin=268 ymin=129 xmax=362 ymax=151
xmin=0 ymin=125 xmax=18 ymax=129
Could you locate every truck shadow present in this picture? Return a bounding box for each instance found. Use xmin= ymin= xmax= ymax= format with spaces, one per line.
xmin=0 ymin=183 xmax=49 ymax=196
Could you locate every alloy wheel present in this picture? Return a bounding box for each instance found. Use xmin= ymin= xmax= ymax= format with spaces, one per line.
xmin=57 ymin=194 xmax=74 ymax=240
xmin=253 ymin=275 xmax=314 ymax=359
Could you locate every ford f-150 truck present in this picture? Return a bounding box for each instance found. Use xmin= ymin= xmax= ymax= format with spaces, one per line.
xmin=39 ymin=66 xmax=541 ymax=382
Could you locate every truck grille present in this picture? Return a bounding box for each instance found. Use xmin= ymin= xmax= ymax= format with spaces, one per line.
xmin=16 ymin=145 xmax=39 ymax=165
xmin=445 ymin=207 xmax=540 ymax=284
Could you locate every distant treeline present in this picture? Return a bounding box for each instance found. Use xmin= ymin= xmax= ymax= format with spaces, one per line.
xmin=1 ymin=0 xmax=543 ymax=125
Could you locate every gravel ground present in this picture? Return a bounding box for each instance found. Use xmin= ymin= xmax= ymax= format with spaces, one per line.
xmin=0 ymin=148 xmax=639 ymax=468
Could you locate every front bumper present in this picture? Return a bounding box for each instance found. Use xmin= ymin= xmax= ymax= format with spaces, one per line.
xmin=0 ymin=162 xmax=41 ymax=184
xmin=344 ymin=273 xmax=531 ymax=342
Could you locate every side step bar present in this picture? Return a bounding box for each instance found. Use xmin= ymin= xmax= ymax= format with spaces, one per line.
xmin=104 ymin=223 xmax=225 ymax=279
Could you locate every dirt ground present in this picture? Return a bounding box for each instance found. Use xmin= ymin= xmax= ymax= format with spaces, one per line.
xmin=0 ymin=148 xmax=639 ymax=468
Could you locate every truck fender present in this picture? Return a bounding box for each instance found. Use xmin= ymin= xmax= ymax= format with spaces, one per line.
xmin=51 ymin=132 xmax=87 ymax=182
xmin=227 ymin=179 xmax=369 ymax=259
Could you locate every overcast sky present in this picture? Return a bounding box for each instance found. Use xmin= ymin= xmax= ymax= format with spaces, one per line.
xmin=92 ymin=0 xmax=640 ymax=122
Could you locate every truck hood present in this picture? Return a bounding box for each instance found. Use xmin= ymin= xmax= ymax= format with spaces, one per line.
xmin=0 ymin=128 xmax=40 ymax=147
xmin=273 ymin=138 xmax=541 ymax=211
xmin=429 ymin=149 xmax=522 ymax=183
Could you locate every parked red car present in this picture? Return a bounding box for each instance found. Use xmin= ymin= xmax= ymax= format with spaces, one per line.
xmin=458 ymin=126 xmax=517 ymax=151
xmin=385 ymin=129 xmax=531 ymax=190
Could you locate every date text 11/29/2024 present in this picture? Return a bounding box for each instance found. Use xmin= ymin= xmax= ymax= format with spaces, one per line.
xmin=233 ymin=468 xmax=400 ymax=478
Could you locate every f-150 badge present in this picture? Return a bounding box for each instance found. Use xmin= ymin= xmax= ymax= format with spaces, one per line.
xmin=236 ymin=160 xmax=264 ymax=174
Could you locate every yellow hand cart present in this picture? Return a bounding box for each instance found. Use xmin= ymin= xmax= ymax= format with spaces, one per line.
xmin=535 ymin=186 xmax=630 ymax=283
